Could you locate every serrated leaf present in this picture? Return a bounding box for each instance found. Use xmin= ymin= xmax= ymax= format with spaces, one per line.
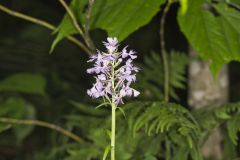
xmin=0 ymin=73 xmax=46 ymax=95
xmin=91 ymin=0 xmax=166 ymax=41
xmin=178 ymin=0 xmax=240 ymax=75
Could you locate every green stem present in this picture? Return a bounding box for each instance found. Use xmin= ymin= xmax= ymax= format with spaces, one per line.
xmin=160 ymin=0 xmax=172 ymax=102
xmin=110 ymin=62 xmax=116 ymax=160
xmin=111 ymin=102 xmax=116 ymax=160
xmin=165 ymin=137 xmax=171 ymax=160
xmin=84 ymin=0 xmax=96 ymax=51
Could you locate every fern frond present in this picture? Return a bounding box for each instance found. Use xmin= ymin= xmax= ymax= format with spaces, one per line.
xmin=194 ymin=103 xmax=240 ymax=146
xmin=136 ymin=51 xmax=188 ymax=100
xmin=128 ymin=102 xmax=201 ymax=148
xmin=215 ymin=103 xmax=240 ymax=145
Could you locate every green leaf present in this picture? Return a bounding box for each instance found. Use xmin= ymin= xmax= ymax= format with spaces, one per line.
xmin=51 ymin=0 xmax=88 ymax=52
xmin=227 ymin=114 xmax=240 ymax=145
xmin=90 ymin=0 xmax=166 ymax=41
xmin=178 ymin=0 xmax=240 ymax=75
xmin=69 ymin=101 xmax=107 ymax=116
xmin=144 ymin=153 xmax=157 ymax=160
xmin=0 ymin=73 xmax=46 ymax=95
xmin=13 ymin=103 xmax=36 ymax=143
xmin=0 ymin=97 xmax=26 ymax=118
xmin=0 ymin=124 xmax=11 ymax=133
xmin=95 ymin=102 xmax=111 ymax=109
xmin=102 ymin=145 xmax=110 ymax=160
xmin=215 ymin=109 xmax=231 ymax=119
xmin=106 ymin=129 xmax=111 ymax=140
xmin=117 ymin=107 xmax=126 ymax=119
xmin=0 ymin=97 xmax=36 ymax=141
xmin=230 ymin=0 xmax=240 ymax=6
xmin=52 ymin=0 xmax=166 ymax=50
xmin=223 ymin=130 xmax=238 ymax=160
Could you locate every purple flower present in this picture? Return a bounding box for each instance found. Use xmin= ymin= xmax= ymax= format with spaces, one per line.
xmin=87 ymin=37 xmax=140 ymax=106
xmin=103 ymin=37 xmax=118 ymax=53
xmin=122 ymin=47 xmax=137 ymax=59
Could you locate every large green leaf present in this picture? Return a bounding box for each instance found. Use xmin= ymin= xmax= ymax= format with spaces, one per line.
xmin=90 ymin=0 xmax=166 ymax=41
xmin=0 ymin=73 xmax=46 ymax=95
xmin=178 ymin=0 xmax=240 ymax=75
xmin=52 ymin=0 xmax=166 ymax=51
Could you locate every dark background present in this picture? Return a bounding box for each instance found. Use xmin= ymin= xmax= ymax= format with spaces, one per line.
xmin=0 ymin=0 xmax=240 ymax=159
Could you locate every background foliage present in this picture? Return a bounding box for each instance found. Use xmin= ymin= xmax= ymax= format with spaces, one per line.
xmin=0 ymin=0 xmax=240 ymax=159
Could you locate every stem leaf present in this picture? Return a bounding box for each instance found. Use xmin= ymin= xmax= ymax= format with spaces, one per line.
xmin=102 ymin=144 xmax=110 ymax=160
xmin=95 ymin=102 xmax=111 ymax=109
xmin=117 ymin=107 xmax=127 ymax=119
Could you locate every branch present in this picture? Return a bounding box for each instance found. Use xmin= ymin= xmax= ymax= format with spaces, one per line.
xmin=0 ymin=4 xmax=92 ymax=55
xmin=0 ymin=117 xmax=84 ymax=143
xmin=83 ymin=0 xmax=96 ymax=51
xmin=160 ymin=0 xmax=172 ymax=102
xmin=58 ymin=0 xmax=95 ymax=53
xmin=58 ymin=0 xmax=84 ymax=36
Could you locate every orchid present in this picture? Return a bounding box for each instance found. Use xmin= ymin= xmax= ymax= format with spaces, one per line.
xmin=87 ymin=37 xmax=140 ymax=105
xmin=87 ymin=37 xmax=139 ymax=160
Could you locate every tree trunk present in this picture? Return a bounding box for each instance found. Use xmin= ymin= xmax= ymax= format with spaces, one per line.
xmin=188 ymin=47 xmax=229 ymax=160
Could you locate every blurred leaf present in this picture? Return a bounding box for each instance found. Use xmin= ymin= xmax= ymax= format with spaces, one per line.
xmin=178 ymin=0 xmax=240 ymax=75
xmin=0 ymin=73 xmax=46 ymax=95
xmin=0 ymin=97 xmax=25 ymax=118
xmin=223 ymin=130 xmax=238 ymax=160
xmin=144 ymin=153 xmax=157 ymax=160
xmin=227 ymin=114 xmax=240 ymax=145
xmin=0 ymin=124 xmax=11 ymax=133
xmin=230 ymin=0 xmax=240 ymax=6
xmin=70 ymin=101 xmax=107 ymax=116
xmin=0 ymin=97 xmax=36 ymax=142
xmin=13 ymin=103 xmax=36 ymax=143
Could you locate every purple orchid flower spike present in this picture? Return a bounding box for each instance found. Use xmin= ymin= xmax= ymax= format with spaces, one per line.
xmin=87 ymin=37 xmax=140 ymax=106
